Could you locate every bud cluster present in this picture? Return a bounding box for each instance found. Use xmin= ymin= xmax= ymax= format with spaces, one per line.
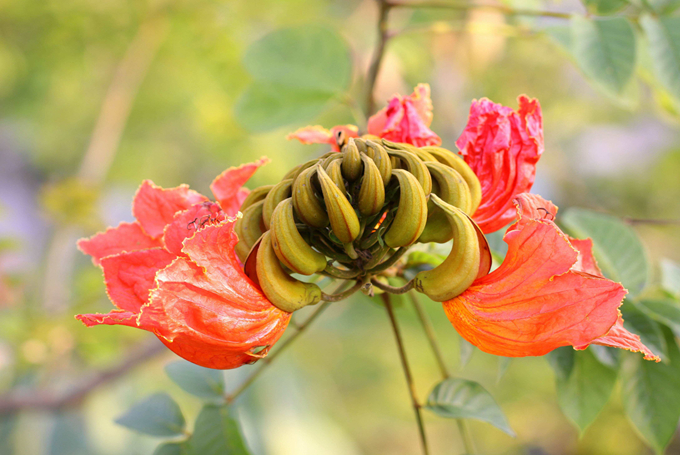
xmin=234 ymin=137 xmax=490 ymax=312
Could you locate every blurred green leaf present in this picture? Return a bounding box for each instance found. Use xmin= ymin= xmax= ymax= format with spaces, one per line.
xmin=661 ymin=259 xmax=680 ymax=299
xmin=115 ymin=393 xmax=186 ymax=437
xmin=589 ymin=345 xmax=619 ymax=368
xmin=425 ymin=378 xmax=515 ymax=436
xmin=582 ymin=0 xmax=630 ymax=14
xmin=621 ymin=329 xmax=680 ymax=452
xmin=621 ymin=304 xmax=667 ymax=361
xmin=0 ymin=415 xmax=17 ymax=455
xmin=640 ymin=15 xmax=680 ymax=108
xmin=460 ymin=337 xmax=475 ymax=368
xmin=560 ymin=208 xmax=649 ymax=296
xmin=556 ymin=349 xmax=617 ymax=433
xmin=405 ymin=251 xmax=445 ymax=269
xmin=154 ymin=442 xmax=192 ymax=455
xmin=190 ymin=404 xmax=251 ymax=455
xmin=569 ymin=16 xmax=636 ymax=99
xmin=547 ymin=346 xmax=576 ymax=380
xmin=637 ymin=299 xmax=680 ymax=338
xmin=243 ymin=26 xmax=351 ymax=94
xmin=165 ymin=360 xmax=226 ymax=400
xmin=48 ymin=412 xmax=90 ymax=455
xmin=235 ymin=83 xmax=332 ymax=132
xmin=643 ymin=0 xmax=680 ymax=15
xmin=497 ymin=357 xmax=512 ymax=383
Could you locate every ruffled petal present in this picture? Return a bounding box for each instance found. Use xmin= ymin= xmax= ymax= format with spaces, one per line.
xmin=286 ymin=125 xmax=358 ymax=151
xmin=132 ymin=181 xmax=209 ymax=239
xmin=210 ymin=158 xmax=269 ymax=216
xmin=101 ymin=248 xmax=176 ymax=312
xmin=443 ymin=194 xmax=627 ymax=357
xmin=76 ymin=310 xmax=138 ymax=328
xmin=77 ymin=221 xmax=162 ymax=265
xmin=137 ymin=221 xmax=290 ymax=369
xmin=457 ymin=96 xmax=543 ymax=233
xmin=367 ymin=83 xmax=441 ymax=147
xmin=162 ymin=202 xmax=226 ymax=257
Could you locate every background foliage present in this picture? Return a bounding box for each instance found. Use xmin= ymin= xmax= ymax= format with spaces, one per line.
xmin=1 ymin=0 xmax=680 ymax=454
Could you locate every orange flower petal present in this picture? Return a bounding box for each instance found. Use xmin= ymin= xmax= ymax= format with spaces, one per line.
xmin=132 ymin=181 xmax=208 ymax=239
xmin=367 ymin=83 xmax=441 ymax=147
xmin=137 ymin=221 xmax=290 ymax=369
xmin=443 ymin=194 xmax=627 ymax=357
xmin=162 ymin=202 xmax=225 ymax=257
xmin=287 ymin=125 xmax=358 ymax=151
xmin=457 ymin=96 xmax=543 ymax=233
xmin=210 ymin=158 xmax=269 ymax=216
xmin=101 ymin=248 xmax=176 ymax=313
xmin=77 ymin=221 xmax=162 ymax=265
xmin=76 ymin=310 xmax=138 ymax=328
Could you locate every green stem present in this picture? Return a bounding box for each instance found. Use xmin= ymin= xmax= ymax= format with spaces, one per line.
xmin=372 ymin=278 xmax=414 ymax=294
xmin=409 ymin=293 xmax=476 ymax=454
xmin=382 ymin=293 xmax=430 ymax=455
xmin=365 ymin=0 xmax=393 ymax=116
xmin=387 ymin=0 xmax=572 ymax=19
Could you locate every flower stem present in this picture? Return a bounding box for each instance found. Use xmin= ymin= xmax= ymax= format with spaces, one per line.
xmin=371 ymin=277 xmax=415 ymax=294
xmin=365 ymin=0 xmax=393 ymax=116
xmin=409 ymin=292 xmax=477 ymax=455
xmin=382 ymin=293 xmax=430 ymax=455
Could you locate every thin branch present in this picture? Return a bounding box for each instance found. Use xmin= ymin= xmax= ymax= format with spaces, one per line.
xmin=0 ymin=339 xmax=165 ymax=413
xmin=409 ymin=293 xmax=450 ymax=380
xmin=382 ymin=293 xmax=429 ymax=455
xmin=372 ymin=277 xmax=415 ymax=294
xmin=623 ymin=217 xmax=680 ymax=226
xmin=365 ymin=0 xmax=393 ymax=116
xmin=409 ymin=293 xmax=476 ymax=454
xmin=321 ymin=278 xmax=366 ymax=301
xmin=225 ymin=282 xmax=350 ymax=403
xmin=387 ymin=0 xmax=572 ymax=19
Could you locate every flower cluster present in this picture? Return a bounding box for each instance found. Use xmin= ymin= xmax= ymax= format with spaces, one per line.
xmin=77 ymin=84 xmax=658 ymax=370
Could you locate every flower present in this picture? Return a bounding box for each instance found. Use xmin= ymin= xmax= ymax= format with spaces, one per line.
xmin=287 ymin=83 xmax=440 ymax=150
xmin=456 ymin=96 xmax=543 ymax=234
xmin=443 ymin=193 xmax=658 ymax=361
xmin=76 ymin=159 xmax=291 ymax=369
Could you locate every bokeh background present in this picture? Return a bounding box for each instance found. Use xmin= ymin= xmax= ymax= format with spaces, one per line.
xmin=1 ymin=0 xmax=680 ymax=454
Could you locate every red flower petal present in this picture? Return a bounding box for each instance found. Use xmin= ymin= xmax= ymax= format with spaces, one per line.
xmin=132 ymin=181 xmax=209 ymax=239
xmin=101 ymin=248 xmax=175 ymax=312
xmin=367 ymin=83 xmax=441 ymax=147
xmin=457 ymin=96 xmax=543 ymax=233
xmin=137 ymin=222 xmax=290 ymax=369
xmin=443 ymin=194 xmax=628 ymax=357
xmin=588 ymin=316 xmax=660 ymax=361
xmin=162 ymin=202 xmax=225 ymax=256
xmin=210 ymin=158 xmax=269 ymax=216
xmin=286 ymin=125 xmax=358 ymax=151
xmin=76 ymin=310 xmax=138 ymax=328
xmin=77 ymin=221 xmax=162 ymax=265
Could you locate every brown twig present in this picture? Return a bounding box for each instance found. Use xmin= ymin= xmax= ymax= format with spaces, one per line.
xmin=382 ymin=293 xmax=429 ymax=455
xmin=0 ymin=339 xmax=166 ymax=414
xmin=387 ymin=0 xmax=572 ymax=19
xmin=409 ymin=293 xmax=476 ymax=454
xmin=623 ymin=218 xmax=680 ymax=226
xmin=365 ymin=0 xmax=393 ymax=116
xmin=225 ymin=282 xmax=350 ymax=403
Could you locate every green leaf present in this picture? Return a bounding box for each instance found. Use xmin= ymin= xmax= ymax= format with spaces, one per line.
xmin=405 ymin=251 xmax=445 ymax=269
xmin=165 ymin=360 xmax=226 ymax=400
xmin=589 ymin=345 xmax=620 ymax=368
xmin=661 ymin=259 xmax=680 ymax=299
xmin=234 ymin=83 xmax=332 ymax=132
xmin=497 ymin=357 xmax=512 ymax=382
xmin=425 ymin=378 xmax=515 ymax=436
xmin=190 ymin=405 xmax=251 ymax=455
xmin=556 ymin=349 xmax=618 ymax=432
xmin=459 ymin=337 xmax=475 ymax=368
xmin=570 ymin=16 xmax=637 ymax=97
xmin=0 ymin=415 xmax=17 ymax=455
xmin=560 ymin=208 xmax=649 ymax=296
xmin=640 ymin=15 xmax=680 ymax=108
xmin=546 ymin=346 xmax=575 ymax=380
xmin=621 ymin=303 xmax=667 ymax=360
xmin=49 ymin=412 xmax=90 ymax=455
xmin=154 ymin=442 xmax=192 ymax=455
xmin=243 ymin=26 xmax=351 ymax=94
xmin=583 ymin=0 xmax=630 ymax=14
xmin=115 ymin=393 xmax=186 ymax=437
xmin=621 ymin=329 xmax=680 ymax=452
xmin=637 ymin=299 xmax=680 ymax=338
